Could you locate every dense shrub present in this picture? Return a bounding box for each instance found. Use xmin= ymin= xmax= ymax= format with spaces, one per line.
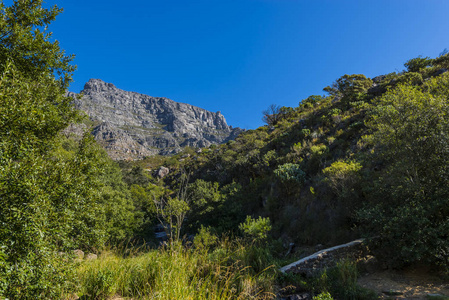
xmin=239 ymin=216 xmax=272 ymax=242
xmin=274 ymin=163 xmax=306 ymax=183
xmin=322 ymin=160 xmax=362 ymax=198
xmin=359 ymin=75 xmax=449 ymax=269
xmin=404 ymin=56 xmax=433 ymax=72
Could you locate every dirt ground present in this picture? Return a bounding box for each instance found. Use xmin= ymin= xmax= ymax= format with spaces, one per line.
xmin=358 ymin=266 xmax=449 ymax=299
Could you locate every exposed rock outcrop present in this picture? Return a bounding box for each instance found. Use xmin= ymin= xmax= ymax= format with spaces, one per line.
xmin=156 ymin=166 xmax=170 ymax=179
xmin=69 ymin=79 xmax=242 ymax=160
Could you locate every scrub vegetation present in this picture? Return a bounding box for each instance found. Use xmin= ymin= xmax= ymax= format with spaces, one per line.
xmin=1 ymin=1 xmax=449 ymax=299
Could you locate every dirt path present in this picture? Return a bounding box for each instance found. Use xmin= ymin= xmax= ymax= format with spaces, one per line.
xmin=358 ymin=266 xmax=449 ymax=299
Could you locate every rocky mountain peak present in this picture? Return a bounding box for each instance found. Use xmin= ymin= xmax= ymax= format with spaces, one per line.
xmin=83 ymin=78 xmax=117 ymax=92
xmin=72 ymin=79 xmax=242 ymax=160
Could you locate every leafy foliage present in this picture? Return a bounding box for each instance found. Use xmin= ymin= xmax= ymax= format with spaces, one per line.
xmin=0 ymin=0 xmax=75 ymax=87
xmin=140 ymin=52 xmax=449 ymax=272
xmin=274 ymin=163 xmax=306 ymax=184
xmin=322 ymin=160 xmax=362 ymax=198
xmin=0 ymin=1 xmax=139 ymax=297
xmin=324 ymin=74 xmax=373 ymax=102
xmin=358 ymin=74 xmax=449 ymax=268
xmin=239 ymin=216 xmax=272 ymax=242
xmin=404 ymin=56 xmax=433 ymax=72
xmin=193 ymin=226 xmax=218 ymax=251
xmin=4 ymin=9 xmax=447 ymax=295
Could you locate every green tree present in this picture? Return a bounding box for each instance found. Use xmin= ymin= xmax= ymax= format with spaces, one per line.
xmin=0 ymin=1 xmax=110 ymax=297
xmin=0 ymin=0 xmax=75 ymax=87
xmin=324 ymin=74 xmax=373 ymax=103
xmin=186 ymin=179 xmax=223 ymax=230
xmin=300 ymin=95 xmax=324 ymax=108
xmin=359 ymin=75 xmax=449 ymax=269
xmin=155 ymin=174 xmax=190 ymax=243
xmin=262 ymin=104 xmax=282 ymax=126
xmin=99 ymin=158 xmax=142 ymax=243
xmin=156 ymin=197 xmax=190 ymax=243
xmin=404 ymin=55 xmax=433 ymax=72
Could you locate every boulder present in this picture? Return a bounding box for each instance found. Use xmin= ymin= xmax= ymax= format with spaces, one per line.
xmin=85 ymin=253 xmax=97 ymax=260
xmin=72 ymin=249 xmax=84 ymax=260
xmin=156 ymin=166 xmax=170 ymax=179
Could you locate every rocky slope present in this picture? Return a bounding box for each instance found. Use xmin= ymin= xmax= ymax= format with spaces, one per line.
xmin=68 ymin=79 xmax=242 ymax=160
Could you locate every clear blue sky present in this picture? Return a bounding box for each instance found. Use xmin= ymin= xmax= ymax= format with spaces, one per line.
xmin=46 ymin=0 xmax=449 ymax=129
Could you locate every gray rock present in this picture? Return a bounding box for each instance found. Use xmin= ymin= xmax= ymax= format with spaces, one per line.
xmin=359 ymin=255 xmax=379 ymax=274
xmin=368 ymin=83 xmax=386 ymax=96
xmin=432 ymin=68 xmax=448 ymax=76
xmin=372 ymin=75 xmax=387 ymax=83
xmin=71 ymin=79 xmax=243 ymax=160
xmin=85 ymin=253 xmax=98 ymax=260
xmin=72 ymin=249 xmax=84 ymax=260
xmin=279 ymin=293 xmax=312 ymax=300
xmin=156 ymin=166 xmax=170 ymax=179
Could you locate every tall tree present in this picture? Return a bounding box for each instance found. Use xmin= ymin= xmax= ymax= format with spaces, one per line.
xmin=0 ymin=0 xmax=75 ymax=87
xmin=0 ymin=1 xmax=107 ymax=298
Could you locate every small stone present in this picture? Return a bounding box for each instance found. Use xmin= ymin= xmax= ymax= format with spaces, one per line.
xmin=72 ymin=249 xmax=84 ymax=260
xmin=85 ymin=253 xmax=97 ymax=260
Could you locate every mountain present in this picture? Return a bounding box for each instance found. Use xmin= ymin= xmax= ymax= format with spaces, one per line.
xmin=68 ymin=79 xmax=242 ymax=160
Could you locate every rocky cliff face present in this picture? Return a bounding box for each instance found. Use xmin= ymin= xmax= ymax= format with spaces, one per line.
xmin=69 ymin=79 xmax=242 ymax=160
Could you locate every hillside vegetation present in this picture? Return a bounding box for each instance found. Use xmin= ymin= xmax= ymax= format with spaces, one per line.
xmin=1 ymin=1 xmax=449 ymax=299
xmin=129 ymin=53 xmax=449 ymax=268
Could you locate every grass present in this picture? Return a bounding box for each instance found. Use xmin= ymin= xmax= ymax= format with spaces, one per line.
xmin=72 ymin=241 xmax=277 ymax=300
xmin=69 ymin=239 xmax=379 ymax=300
xmin=312 ymin=260 xmax=378 ymax=300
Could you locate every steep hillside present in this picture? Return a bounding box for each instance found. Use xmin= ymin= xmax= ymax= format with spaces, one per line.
xmin=69 ymin=79 xmax=242 ymax=160
xmin=123 ymin=54 xmax=449 ymax=270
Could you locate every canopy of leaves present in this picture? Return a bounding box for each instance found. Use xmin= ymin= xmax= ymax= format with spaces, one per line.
xmin=120 ymin=52 xmax=449 ymax=271
xmin=0 ymin=0 xmax=75 ymax=88
xmin=0 ymin=1 xmax=133 ymax=297
xmin=358 ymin=74 xmax=449 ymax=268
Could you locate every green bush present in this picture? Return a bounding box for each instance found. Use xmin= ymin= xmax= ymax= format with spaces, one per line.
xmin=274 ymin=163 xmax=306 ymax=184
xmin=404 ymin=56 xmax=433 ymax=72
xmin=433 ymin=53 xmax=449 ymax=69
xmin=324 ymin=74 xmax=373 ymax=103
xmin=300 ymin=95 xmax=324 ymax=108
xmin=359 ymin=75 xmax=449 ymax=269
xmin=239 ymin=216 xmax=272 ymax=242
xmin=322 ymin=160 xmax=362 ymax=198
xmin=316 ymin=260 xmax=377 ymax=300
xmin=194 ymin=226 xmax=218 ymax=251
xmin=396 ymin=72 xmax=423 ymax=85
xmin=313 ymin=292 xmax=334 ymax=300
